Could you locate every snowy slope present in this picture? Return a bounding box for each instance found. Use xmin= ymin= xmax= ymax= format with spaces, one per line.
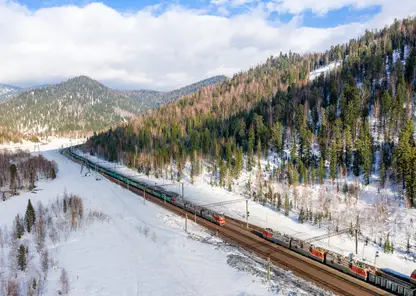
xmin=309 ymin=62 xmax=342 ymax=81
xmin=0 ymin=139 xmax=329 ymax=296
xmin=0 ymin=83 xmax=21 ymax=100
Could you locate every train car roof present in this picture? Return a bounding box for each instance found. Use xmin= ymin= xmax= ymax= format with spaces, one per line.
xmin=380 ymin=268 xmax=411 ymax=280
xmin=377 ymin=269 xmax=416 ymax=288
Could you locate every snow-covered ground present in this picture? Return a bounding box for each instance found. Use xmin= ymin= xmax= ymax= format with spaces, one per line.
xmin=0 ymin=139 xmax=330 ymax=296
xmin=309 ymin=62 xmax=342 ymax=81
xmin=75 ymin=145 xmax=416 ymax=279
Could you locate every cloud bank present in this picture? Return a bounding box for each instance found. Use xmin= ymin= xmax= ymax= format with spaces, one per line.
xmin=0 ymin=0 xmax=415 ymax=90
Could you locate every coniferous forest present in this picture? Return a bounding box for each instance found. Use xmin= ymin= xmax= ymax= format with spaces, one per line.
xmin=86 ymin=18 xmax=416 ymax=207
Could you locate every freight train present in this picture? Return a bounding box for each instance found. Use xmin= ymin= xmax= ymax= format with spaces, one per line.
xmin=65 ymin=148 xmax=226 ymax=226
xmin=262 ymin=227 xmax=416 ymax=296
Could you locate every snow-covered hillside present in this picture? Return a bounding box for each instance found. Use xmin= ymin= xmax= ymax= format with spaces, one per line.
xmin=0 ymin=139 xmax=329 ymax=296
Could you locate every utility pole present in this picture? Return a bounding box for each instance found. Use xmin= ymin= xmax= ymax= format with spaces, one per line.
xmin=246 ymin=199 xmax=249 ymax=229
xmin=194 ymin=212 xmax=196 ymax=223
xmin=143 ymin=188 xmax=146 ymax=204
xmin=355 ymin=228 xmax=358 ymax=255
xmin=185 ymin=213 xmax=188 ymax=232
xmin=328 ymin=226 xmax=330 ymax=247
xmin=182 ymin=182 xmax=184 ymax=199
xmin=374 ymin=251 xmax=379 ymax=265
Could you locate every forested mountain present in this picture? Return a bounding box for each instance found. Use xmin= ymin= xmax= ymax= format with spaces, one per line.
xmin=86 ymin=18 xmax=416 ymax=207
xmin=124 ymin=75 xmax=227 ymax=109
xmin=0 ymin=83 xmax=21 ymax=101
xmin=0 ymin=76 xmax=143 ymax=137
xmin=0 ymin=75 xmax=227 ymax=141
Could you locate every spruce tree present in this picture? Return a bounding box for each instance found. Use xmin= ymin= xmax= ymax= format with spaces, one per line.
xmin=29 ymin=166 xmax=35 ymax=190
xmin=319 ymin=157 xmax=325 ymax=184
xmin=50 ymin=167 xmax=56 ymax=179
xmin=13 ymin=214 xmax=24 ymax=239
xmin=25 ymin=199 xmax=36 ymax=233
xmin=284 ymin=193 xmax=290 ymax=216
xmin=277 ymin=193 xmax=281 ymax=211
xmin=17 ymin=244 xmax=27 ymax=271
xmin=9 ymin=163 xmax=17 ymax=194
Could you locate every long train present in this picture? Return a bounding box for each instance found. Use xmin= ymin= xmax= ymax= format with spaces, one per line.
xmin=65 ymin=147 xmax=414 ymax=295
xmin=263 ymin=228 xmax=416 ymax=295
xmin=65 ymin=148 xmax=226 ymax=226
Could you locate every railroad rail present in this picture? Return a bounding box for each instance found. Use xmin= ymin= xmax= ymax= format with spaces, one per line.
xmin=62 ymin=148 xmax=391 ymax=296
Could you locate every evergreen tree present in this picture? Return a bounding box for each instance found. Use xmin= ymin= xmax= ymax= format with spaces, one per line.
xmin=277 ymin=193 xmax=282 ymax=211
xmin=25 ymin=199 xmax=36 ymax=233
xmin=50 ymin=167 xmax=56 ymax=179
xmin=319 ymin=157 xmax=325 ymax=184
xmin=13 ymin=214 xmax=24 ymax=239
xmin=272 ymin=122 xmax=283 ymax=152
xmin=2 ymin=191 xmax=5 ymax=202
xmin=29 ymin=166 xmax=35 ymax=190
xmin=284 ymin=193 xmax=290 ymax=216
xmin=396 ymin=119 xmax=416 ymax=206
xmin=329 ymin=144 xmax=337 ymax=182
xmin=17 ymin=244 xmax=27 ymax=271
xmin=298 ymin=207 xmax=305 ymax=223
xmin=9 ymin=163 xmax=17 ymax=194
xmin=63 ymin=199 xmax=67 ymax=213
xmin=357 ymin=122 xmax=373 ymax=185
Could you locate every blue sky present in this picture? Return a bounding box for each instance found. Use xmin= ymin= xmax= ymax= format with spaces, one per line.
xmin=17 ymin=0 xmax=382 ymax=28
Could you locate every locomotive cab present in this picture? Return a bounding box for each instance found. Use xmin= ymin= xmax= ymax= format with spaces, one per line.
xmin=410 ymin=269 xmax=416 ymax=284
xmin=214 ymin=214 xmax=226 ymax=226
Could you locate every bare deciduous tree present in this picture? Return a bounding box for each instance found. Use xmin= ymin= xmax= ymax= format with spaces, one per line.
xmin=59 ymin=268 xmax=69 ymax=295
xmin=41 ymin=249 xmax=49 ymax=278
xmin=35 ymin=215 xmax=46 ymax=252
xmin=7 ymin=278 xmax=20 ymax=296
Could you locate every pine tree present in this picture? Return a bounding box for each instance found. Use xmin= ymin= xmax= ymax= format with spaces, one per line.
xmin=357 ymin=122 xmax=373 ymax=185
xmin=319 ymin=157 xmax=325 ymax=184
xmin=17 ymin=244 xmax=26 ymax=271
xmin=298 ymin=207 xmax=305 ymax=223
xmin=329 ymin=144 xmax=337 ymax=182
xmin=396 ymin=119 xmax=416 ymax=206
xmin=380 ymin=162 xmax=386 ymax=188
xmin=284 ymin=193 xmax=290 ymax=216
xmin=25 ymin=199 xmax=36 ymax=233
xmin=2 ymin=191 xmax=5 ymax=202
xmin=277 ymin=193 xmax=282 ymax=211
xmin=63 ymin=199 xmax=67 ymax=213
xmin=9 ymin=163 xmax=17 ymax=194
xmin=29 ymin=166 xmax=35 ymax=190
xmin=50 ymin=167 xmax=56 ymax=179
xmin=13 ymin=214 xmax=24 ymax=239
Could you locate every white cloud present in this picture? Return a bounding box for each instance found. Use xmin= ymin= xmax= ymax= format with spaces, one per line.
xmin=0 ymin=0 xmax=415 ymax=90
xmin=274 ymin=0 xmax=382 ymax=15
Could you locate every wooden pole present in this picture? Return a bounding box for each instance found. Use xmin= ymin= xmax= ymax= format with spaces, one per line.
xmin=246 ymin=199 xmax=249 ymax=229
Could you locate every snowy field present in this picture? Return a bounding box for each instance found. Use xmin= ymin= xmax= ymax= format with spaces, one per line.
xmin=0 ymin=139 xmax=330 ymax=296
xmin=75 ymin=143 xmax=416 ymax=278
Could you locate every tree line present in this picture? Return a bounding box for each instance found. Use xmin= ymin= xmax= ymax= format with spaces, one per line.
xmin=0 ymin=149 xmax=57 ymax=199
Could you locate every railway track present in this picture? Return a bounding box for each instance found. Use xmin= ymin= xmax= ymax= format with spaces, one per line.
xmin=62 ymin=149 xmax=391 ymax=296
